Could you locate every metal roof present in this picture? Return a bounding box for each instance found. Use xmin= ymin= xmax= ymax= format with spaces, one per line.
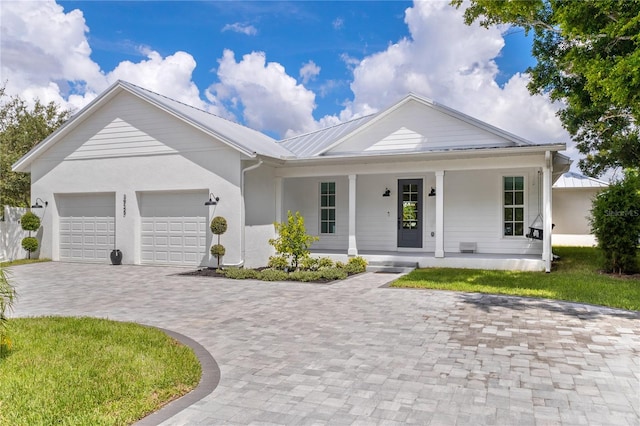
xmin=553 ymin=172 xmax=609 ymax=189
xmin=119 ymin=81 xmax=295 ymax=159
xmin=278 ymin=114 xmax=375 ymax=157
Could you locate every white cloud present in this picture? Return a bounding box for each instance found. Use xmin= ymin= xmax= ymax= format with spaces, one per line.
xmin=333 ymin=17 xmax=344 ymax=30
xmin=299 ymin=61 xmax=321 ymax=84
xmin=208 ymin=49 xmax=318 ymax=137
xmin=221 ymin=23 xmax=258 ymax=36
xmin=342 ymin=1 xmax=568 ymax=145
xmin=106 ymin=50 xmax=207 ymax=110
xmin=0 ymin=0 xmax=207 ymax=114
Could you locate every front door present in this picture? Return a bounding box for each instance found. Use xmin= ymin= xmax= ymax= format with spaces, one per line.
xmin=397 ymin=179 xmax=423 ymax=248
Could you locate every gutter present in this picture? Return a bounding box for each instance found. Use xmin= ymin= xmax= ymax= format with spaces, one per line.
xmin=221 ymin=158 xmax=263 ymax=268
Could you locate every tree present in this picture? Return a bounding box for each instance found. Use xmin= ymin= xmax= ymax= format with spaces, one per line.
xmin=0 ymin=86 xmax=70 ymax=212
xmin=210 ymin=216 xmax=227 ymax=268
xmin=452 ymin=0 xmax=640 ymax=177
xmin=269 ymin=211 xmax=319 ymax=270
xmin=590 ymin=170 xmax=640 ymax=274
xmin=20 ymin=211 xmax=41 ymax=259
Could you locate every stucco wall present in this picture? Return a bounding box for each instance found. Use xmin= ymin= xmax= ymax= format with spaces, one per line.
xmin=29 ymin=91 xmax=244 ymax=266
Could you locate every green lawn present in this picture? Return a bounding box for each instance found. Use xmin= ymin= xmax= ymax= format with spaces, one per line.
xmin=0 ymin=317 xmax=201 ymax=426
xmin=391 ymin=247 xmax=640 ymax=311
xmin=0 ymin=258 xmax=51 ymax=267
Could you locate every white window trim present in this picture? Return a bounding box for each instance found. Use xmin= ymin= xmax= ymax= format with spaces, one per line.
xmin=319 ymin=181 xmax=336 ymax=235
xmin=501 ymin=175 xmax=527 ymax=239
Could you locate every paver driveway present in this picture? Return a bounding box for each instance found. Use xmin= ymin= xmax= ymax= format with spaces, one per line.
xmin=9 ymin=262 xmax=640 ymax=425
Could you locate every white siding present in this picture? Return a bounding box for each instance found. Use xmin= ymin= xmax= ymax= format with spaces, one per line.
xmin=553 ymin=188 xmax=599 ymax=235
xmin=327 ymin=100 xmax=515 ymax=155
xmin=282 ymin=176 xmax=348 ymax=250
xmin=443 ymin=170 xmax=542 ymax=255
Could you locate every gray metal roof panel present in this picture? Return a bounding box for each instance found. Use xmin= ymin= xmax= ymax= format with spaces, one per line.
xmin=553 ymin=172 xmax=609 ymax=188
xmin=278 ymin=114 xmax=376 ymax=157
xmin=120 ymin=81 xmax=295 ymax=159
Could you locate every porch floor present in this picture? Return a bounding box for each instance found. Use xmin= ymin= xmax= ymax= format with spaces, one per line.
xmin=310 ymin=249 xmax=545 ymax=272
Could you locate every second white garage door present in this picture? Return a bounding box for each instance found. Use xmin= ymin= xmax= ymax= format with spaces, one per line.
xmin=140 ymin=191 xmax=209 ymax=266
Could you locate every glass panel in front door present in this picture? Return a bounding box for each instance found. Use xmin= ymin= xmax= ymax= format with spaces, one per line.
xmin=402 ymin=184 xmax=418 ymax=229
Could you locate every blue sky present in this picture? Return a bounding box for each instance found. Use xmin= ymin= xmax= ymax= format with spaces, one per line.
xmin=3 ymin=0 xmax=564 ymax=148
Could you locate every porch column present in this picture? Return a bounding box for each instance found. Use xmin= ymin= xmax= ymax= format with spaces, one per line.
xmin=435 ymin=170 xmax=445 ymax=258
xmin=348 ymin=174 xmax=358 ymax=256
xmin=542 ymin=151 xmax=553 ymax=272
xmin=274 ymin=177 xmax=283 ymax=223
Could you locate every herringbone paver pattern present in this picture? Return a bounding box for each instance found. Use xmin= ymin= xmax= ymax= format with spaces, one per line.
xmin=9 ymin=263 xmax=640 ymax=425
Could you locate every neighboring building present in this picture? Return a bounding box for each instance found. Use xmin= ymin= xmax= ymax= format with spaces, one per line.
xmin=552 ymin=172 xmax=608 ymax=246
xmin=12 ymin=81 xmax=571 ymax=272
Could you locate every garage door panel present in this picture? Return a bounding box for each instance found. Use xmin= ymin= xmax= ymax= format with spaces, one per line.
xmin=140 ymin=192 xmax=208 ymax=266
xmin=58 ymin=194 xmax=115 ymax=263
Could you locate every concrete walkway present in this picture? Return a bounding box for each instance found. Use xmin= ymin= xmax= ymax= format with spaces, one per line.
xmin=9 ymin=262 xmax=640 ymax=425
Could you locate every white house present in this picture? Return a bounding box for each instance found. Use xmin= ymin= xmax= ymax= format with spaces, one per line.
xmin=552 ymin=172 xmax=608 ymax=246
xmin=12 ymin=81 xmax=571 ymax=272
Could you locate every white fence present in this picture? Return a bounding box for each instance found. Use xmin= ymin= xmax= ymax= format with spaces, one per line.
xmin=1 ymin=206 xmax=29 ymax=262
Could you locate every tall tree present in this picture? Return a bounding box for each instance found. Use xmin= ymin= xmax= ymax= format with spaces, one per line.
xmin=452 ymin=0 xmax=640 ymax=177
xmin=0 ymin=87 xmax=70 ymax=211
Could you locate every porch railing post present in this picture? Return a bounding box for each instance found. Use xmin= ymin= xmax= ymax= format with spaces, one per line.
xmin=542 ymin=152 xmax=553 ymax=272
xmin=348 ymin=174 xmax=358 ymax=256
xmin=435 ymin=170 xmax=445 ymax=258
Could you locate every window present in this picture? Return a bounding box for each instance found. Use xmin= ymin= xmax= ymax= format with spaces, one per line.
xmin=320 ymin=182 xmax=336 ymax=234
xmin=503 ymin=176 xmax=525 ymax=236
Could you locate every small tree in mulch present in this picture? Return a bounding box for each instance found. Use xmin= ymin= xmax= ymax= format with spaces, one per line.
xmin=269 ymin=211 xmax=319 ymax=270
xmin=20 ymin=211 xmax=40 ymax=259
xmin=210 ymin=216 xmax=227 ymax=268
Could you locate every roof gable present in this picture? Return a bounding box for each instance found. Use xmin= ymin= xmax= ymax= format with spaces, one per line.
xmin=322 ymin=94 xmax=533 ymax=157
xmin=13 ymin=80 xmax=293 ymax=172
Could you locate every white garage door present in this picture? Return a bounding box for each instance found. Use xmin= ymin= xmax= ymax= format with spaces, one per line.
xmin=58 ymin=193 xmax=115 ymax=263
xmin=140 ymin=191 xmax=208 ymax=266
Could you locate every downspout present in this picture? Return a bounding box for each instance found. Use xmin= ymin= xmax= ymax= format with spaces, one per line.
xmin=221 ymin=158 xmax=263 ymax=268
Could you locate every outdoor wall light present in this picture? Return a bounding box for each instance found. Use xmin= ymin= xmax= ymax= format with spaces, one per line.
xmin=204 ymin=193 xmax=220 ymax=206
xmin=31 ymin=197 xmax=48 ymax=208
xmin=428 ymin=187 xmax=436 ymax=197
xmin=383 ymin=188 xmax=391 ymax=197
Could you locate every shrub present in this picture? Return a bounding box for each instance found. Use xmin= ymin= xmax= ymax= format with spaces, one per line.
xmin=344 ymin=256 xmax=368 ymax=274
xmin=0 ymin=266 xmax=16 ymax=355
xmin=210 ymin=244 xmax=225 ymax=257
xmin=590 ymin=171 xmax=640 ymax=274
xmin=318 ymin=267 xmax=348 ymax=281
xmin=269 ymin=211 xmax=319 ymax=270
xmin=222 ymin=267 xmax=259 ymax=280
xmin=210 ymin=216 xmax=227 ymax=267
xmin=300 ymin=257 xmax=319 ymax=271
xmin=267 ymin=255 xmax=289 ymax=271
xmin=288 ymin=270 xmax=322 ymax=282
xmin=258 ymin=268 xmax=289 ymax=281
xmin=210 ymin=216 xmax=228 ymax=235
xmin=317 ymin=257 xmax=334 ymax=269
xmin=335 ymin=261 xmax=345 ymax=269
xmin=20 ymin=212 xmax=41 ymax=232
xmin=21 ymin=237 xmax=39 ymax=254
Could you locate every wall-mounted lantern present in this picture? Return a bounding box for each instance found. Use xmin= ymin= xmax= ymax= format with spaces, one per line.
xmin=382 ymin=188 xmax=391 ymax=197
xmin=205 ymin=193 xmax=220 ymax=206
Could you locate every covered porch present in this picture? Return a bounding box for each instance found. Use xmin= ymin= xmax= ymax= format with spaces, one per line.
xmin=275 ymin=151 xmax=561 ymax=272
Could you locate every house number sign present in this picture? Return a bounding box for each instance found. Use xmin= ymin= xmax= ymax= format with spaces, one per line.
xmin=123 ymin=194 xmax=127 ymax=217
